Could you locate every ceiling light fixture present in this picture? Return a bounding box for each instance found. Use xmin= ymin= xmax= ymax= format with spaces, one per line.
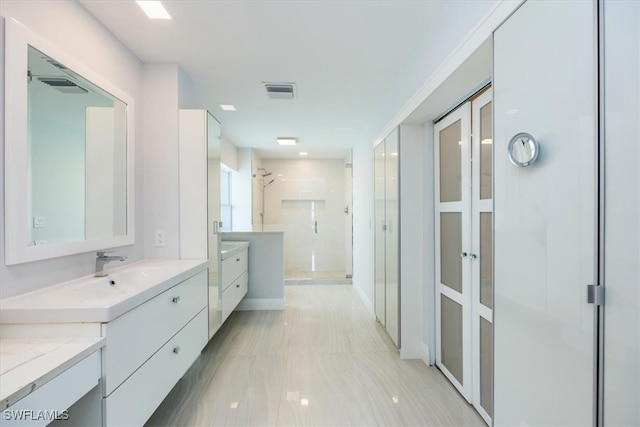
xmin=136 ymin=1 xmax=172 ymax=20
xmin=220 ymin=104 xmax=236 ymax=111
xmin=277 ymin=137 xmax=297 ymax=146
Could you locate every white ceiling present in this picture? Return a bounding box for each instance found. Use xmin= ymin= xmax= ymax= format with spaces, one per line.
xmin=79 ymin=0 xmax=476 ymax=159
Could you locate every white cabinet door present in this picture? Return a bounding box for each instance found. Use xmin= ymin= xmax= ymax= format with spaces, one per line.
xmin=493 ymin=0 xmax=597 ymax=425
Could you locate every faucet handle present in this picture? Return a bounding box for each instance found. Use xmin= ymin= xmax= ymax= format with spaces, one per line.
xmin=97 ymin=251 xmax=114 ymax=257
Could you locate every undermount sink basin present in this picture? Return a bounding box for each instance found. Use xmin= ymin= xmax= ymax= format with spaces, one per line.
xmin=0 ymin=259 xmax=207 ymax=324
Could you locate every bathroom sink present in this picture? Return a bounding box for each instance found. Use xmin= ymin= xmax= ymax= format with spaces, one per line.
xmin=0 ymin=259 xmax=207 ymax=324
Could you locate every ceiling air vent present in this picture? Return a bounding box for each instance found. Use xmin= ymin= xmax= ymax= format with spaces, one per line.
xmin=264 ymin=82 xmax=296 ymax=100
xmin=38 ymin=77 xmax=87 ymax=94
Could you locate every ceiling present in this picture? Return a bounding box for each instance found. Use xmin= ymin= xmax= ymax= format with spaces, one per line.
xmin=79 ymin=0 xmax=465 ymax=159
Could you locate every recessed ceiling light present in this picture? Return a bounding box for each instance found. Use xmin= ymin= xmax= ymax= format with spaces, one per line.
xmin=220 ymin=104 xmax=236 ymax=111
xmin=277 ymin=137 xmax=297 ymax=146
xmin=299 ymin=152 xmax=308 ymax=156
xmin=136 ymin=1 xmax=171 ymax=20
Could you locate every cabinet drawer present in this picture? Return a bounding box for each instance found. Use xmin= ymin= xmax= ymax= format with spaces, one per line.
xmin=221 ymin=248 xmax=248 ymax=290
xmin=102 ymin=270 xmax=207 ymax=395
xmin=3 ymin=352 xmax=100 ymax=427
xmin=104 ymin=308 xmax=207 ymax=427
xmin=221 ymin=272 xmax=248 ymax=322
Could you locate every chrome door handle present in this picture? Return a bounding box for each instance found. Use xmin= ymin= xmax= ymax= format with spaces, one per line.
xmin=469 ymin=253 xmax=478 ymax=259
xmin=314 ymin=221 xmax=318 ymax=234
xmin=172 ymin=346 xmax=180 ymax=354
xmin=460 ymin=252 xmax=468 ymax=258
xmin=172 ymin=296 xmax=181 ymax=304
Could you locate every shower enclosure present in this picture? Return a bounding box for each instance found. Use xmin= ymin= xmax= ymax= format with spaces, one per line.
xmin=259 ymin=158 xmax=352 ymax=282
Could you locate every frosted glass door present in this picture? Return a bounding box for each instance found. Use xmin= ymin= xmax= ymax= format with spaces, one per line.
xmin=435 ymin=102 xmax=471 ymax=400
xmin=493 ymin=1 xmax=597 ymax=424
xmin=603 ymin=1 xmax=640 ymax=425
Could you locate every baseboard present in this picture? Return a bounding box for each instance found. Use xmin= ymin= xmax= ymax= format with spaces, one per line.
xmin=421 ymin=343 xmax=432 ymax=366
xmin=352 ymin=282 xmax=375 ymax=318
xmin=236 ymin=298 xmax=285 ymax=311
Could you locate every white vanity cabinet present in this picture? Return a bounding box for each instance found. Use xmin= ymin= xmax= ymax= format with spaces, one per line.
xmin=101 ymin=269 xmax=208 ymax=426
xmin=220 ymin=243 xmax=249 ymax=323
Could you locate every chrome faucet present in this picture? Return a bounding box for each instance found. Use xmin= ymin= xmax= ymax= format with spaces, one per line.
xmin=95 ymin=251 xmax=127 ymax=277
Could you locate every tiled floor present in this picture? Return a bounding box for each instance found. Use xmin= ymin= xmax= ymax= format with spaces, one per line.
xmin=146 ymin=285 xmax=485 ymax=427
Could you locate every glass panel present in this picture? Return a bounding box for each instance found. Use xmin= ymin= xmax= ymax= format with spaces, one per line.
xmin=440 ymin=212 xmax=462 ymax=293
xmin=439 ymin=119 xmax=462 ymax=202
xmin=479 ymin=102 xmax=493 ymax=200
xmin=480 ymin=212 xmax=493 ymax=308
xmin=441 ymin=294 xmax=463 ymax=385
xmin=480 ymin=317 xmax=493 ymax=417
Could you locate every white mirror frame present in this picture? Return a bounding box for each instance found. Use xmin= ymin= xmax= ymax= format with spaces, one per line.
xmin=4 ymin=18 xmax=135 ymax=265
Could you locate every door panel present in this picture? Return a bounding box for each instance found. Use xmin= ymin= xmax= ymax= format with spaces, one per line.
xmin=385 ymin=129 xmax=400 ymax=346
xmin=435 ymin=102 xmax=471 ymax=400
xmin=603 ymin=1 xmax=640 ymax=425
xmin=494 ymin=1 xmax=596 ymax=425
xmin=374 ymin=142 xmax=386 ymax=326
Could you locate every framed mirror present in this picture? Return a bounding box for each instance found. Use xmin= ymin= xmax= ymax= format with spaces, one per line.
xmin=507 ymin=132 xmax=539 ymax=167
xmin=4 ymin=18 xmax=135 ymax=265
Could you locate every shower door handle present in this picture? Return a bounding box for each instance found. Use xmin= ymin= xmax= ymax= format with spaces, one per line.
xmin=314 ymin=221 xmax=318 ymax=234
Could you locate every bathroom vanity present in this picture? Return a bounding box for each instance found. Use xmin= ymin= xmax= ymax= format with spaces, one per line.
xmin=0 ymin=259 xmax=208 ymax=426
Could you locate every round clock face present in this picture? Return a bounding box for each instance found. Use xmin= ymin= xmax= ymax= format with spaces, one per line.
xmin=507 ymin=132 xmax=539 ymax=167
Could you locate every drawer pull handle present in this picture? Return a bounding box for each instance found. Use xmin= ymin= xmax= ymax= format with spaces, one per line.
xmin=172 ymin=296 xmax=181 ymax=304
xmin=173 ymin=346 xmax=180 ymax=355
xmin=236 ymin=258 xmax=240 ymax=262
xmin=236 ymin=284 xmax=240 ymax=288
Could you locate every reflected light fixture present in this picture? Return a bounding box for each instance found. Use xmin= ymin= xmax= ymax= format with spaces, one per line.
xmin=220 ymin=104 xmax=236 ymax=111
xmin=277 ymin=137 xmax=297 ymax=146
xmin=136 ymin=1 xmax=172 ymax=20
xmin=299 ymin=152 xmax=308 ymax=156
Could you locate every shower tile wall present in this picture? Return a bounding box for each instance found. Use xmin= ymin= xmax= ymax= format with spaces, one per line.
xmin=261 ymin=159 xmax=347 ymax=280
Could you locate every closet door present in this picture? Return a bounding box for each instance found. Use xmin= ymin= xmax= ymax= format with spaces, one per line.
xmin=374 ymin=141 xmax=387 ymax=328
xmin=435 ymin=103 xmax=472 ymax=400
xmin=471 ymin=89 xmax=493 ymax=423
xmin=385 ymin=129 xmax=400 ymax=347
xmin=493 ymin=0 xmax=597 ymax=424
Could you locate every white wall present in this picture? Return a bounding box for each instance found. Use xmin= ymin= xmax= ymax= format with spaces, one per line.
xmin=352 ymin=139 xmax=375 ymax=313
xmin=0 ymin=1 xmax=143 ymax=298
xmin=220 ymin=136 xmax=238 ymax=171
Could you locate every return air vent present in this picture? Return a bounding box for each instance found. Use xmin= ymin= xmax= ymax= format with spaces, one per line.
xmin=264 ymin=82 xmax=296 ymax=99
xmin=38 ymin=77 xmax=87 ymax=94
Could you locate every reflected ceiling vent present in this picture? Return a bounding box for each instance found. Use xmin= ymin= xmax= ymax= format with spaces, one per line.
xmin=38 ymin=77 xmax=87 ymax=94
xmin=264 ymin=82 xmax=296 ymax=99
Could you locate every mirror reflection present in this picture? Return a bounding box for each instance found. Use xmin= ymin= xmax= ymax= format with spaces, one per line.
xmin=27 ymin=46 xmax=127 ymax=246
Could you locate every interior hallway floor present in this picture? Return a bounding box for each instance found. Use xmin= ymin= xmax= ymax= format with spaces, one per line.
xmin=146 ymin=285 xmax=485 ymax=426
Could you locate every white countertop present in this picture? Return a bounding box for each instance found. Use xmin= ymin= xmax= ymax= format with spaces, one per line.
xmin=0 ymin=258 xmax=208 ymax=324
xmin=0 ymin=336 xmax=105 ymax=409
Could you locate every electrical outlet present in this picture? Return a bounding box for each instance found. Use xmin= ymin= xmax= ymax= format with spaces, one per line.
xmin=154 ymin=230 xmax=166 ymax=247
xmin=33 ymin=216 xmax=46 ymax=228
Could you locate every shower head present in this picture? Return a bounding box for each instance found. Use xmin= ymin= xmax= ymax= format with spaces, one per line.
xmin=257 ymin=167 xmax=273 ymax=177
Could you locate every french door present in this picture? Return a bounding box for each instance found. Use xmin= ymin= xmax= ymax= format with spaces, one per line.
xmin=435 ymin=89 xmax=493 ymax=424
